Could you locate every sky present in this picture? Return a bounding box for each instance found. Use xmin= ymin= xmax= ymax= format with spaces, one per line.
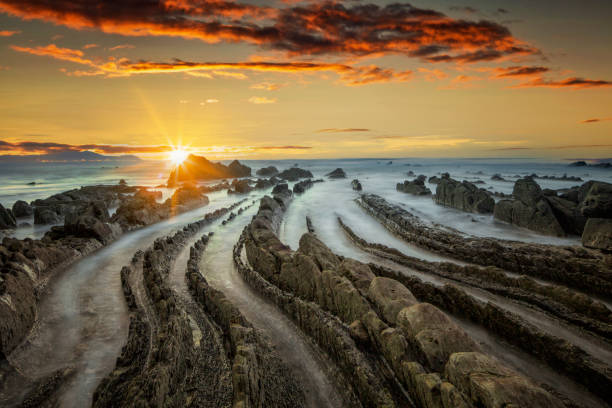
xmin=0 ymin=0 xmax=611 ymax=160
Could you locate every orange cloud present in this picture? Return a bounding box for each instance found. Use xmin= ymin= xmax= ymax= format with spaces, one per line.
xmin=316 ymin=128 xmax=370 ymax=133
xmin=0 ymin=0 xmax=535 ymax=62
xmin=250 ymin=82 xmax=285 ymax=91
xmin=10 ymin=43 xmax=415 ymax=86
xmin=515 ymin=77 xmax=612 ymax=89
xmin=0 ymin=29 xmax=20 ymax=36
xmin=494 ymin=66 xmax=549 ymax=78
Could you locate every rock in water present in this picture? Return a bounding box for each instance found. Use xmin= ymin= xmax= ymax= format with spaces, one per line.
xmin=277 ymin=167 xmax=313 ymax=181
xmin=434 ymin=176 xmax=493 ymax=213
xmin=33 ymin=207 xmax=61 ymax=225
xmin=396 ymin=176 xmax=431 ymax=196
xmin=351 ymin=179 xmax=363 ymax=191
xmin=582 ymin=218 xmax=612 ymax=251
xmin=228 ymin=179 xmax=253 ymax=194
xmin=167 ymin=154 xmax=251 ymax=186
xmin=326 ymin=168 xmax=347 ymax=179
xmin=256 ymin=166 xmax=279 ymax=176
xmin=493 ymin=178 xmax=565 ymax=236
xmin=12 ymin=200 xmax=33 ymax=217
xmin=0 ymin=203 xmax=17 ymax=229
xmin=579 ymin=180 xmax=612 ymax=218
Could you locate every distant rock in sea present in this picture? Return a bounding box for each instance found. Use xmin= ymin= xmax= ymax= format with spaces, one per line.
xmin=326 ymin=168 xmax=346 ymax=179
xmin=277 ymin=167 xmax=313 ymax=181
xmin=396 ymin=176 xmax=431 ymax=196
xmin=351 ymin=179 xmax=362 ymax=191
xmin=167 ymin=154 xmax=251 ymax=186
xmin=434 ymin=175 xmax=494 ymax=214
xmin=569 ymin=160 xmax=612 ymax=169
xmin=256 ymin=166 xmax=279 ymax=176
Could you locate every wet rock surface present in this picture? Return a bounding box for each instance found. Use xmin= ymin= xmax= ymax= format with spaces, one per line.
xmin=0 ymin=204 xmax=16 ymax=229
xmin=256 ymin=166 xmax=279 ymax=176
xmin=231 ymin=188 xmax=573 ymax=408
xmin=351 ymin=179 xmax=362 ymax=191
xmin=0 ymin=182 xmax=210 ymax=364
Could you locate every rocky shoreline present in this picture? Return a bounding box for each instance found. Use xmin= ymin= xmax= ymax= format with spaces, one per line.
xmin=234 ymin=187 xmax=572 ymax=407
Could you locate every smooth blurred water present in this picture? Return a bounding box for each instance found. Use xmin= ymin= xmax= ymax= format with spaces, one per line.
xmin=2 ymin=157 xmax=611 ymax=242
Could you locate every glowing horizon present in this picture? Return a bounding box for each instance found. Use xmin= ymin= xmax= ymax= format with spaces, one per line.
xmin=0 ymin=1 xmax=611 ymax=160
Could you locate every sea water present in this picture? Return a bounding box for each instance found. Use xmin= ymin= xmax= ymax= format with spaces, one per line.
xmin=1 ymin=158 xmax=610 ymax=243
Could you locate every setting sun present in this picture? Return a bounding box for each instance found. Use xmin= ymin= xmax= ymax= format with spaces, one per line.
xmin=169 ymin=149 xmax=189 ymax=165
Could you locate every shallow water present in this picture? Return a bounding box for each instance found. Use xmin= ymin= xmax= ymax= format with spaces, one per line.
xmin=6 ymin=190 xmax=244 ymax=407
xmin=201 ymin=205 xmax=344 ymax=408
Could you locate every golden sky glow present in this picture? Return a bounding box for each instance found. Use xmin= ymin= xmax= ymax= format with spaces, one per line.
xmin=0 ymin=1 xmax=611 ymax=160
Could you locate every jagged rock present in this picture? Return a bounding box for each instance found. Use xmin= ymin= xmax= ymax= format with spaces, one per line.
xmin=579 ymin=180 xmax=612 ymax=218
xmin=396 ymin=177 xmax=431 ymax=196
xmin=546 ymin=195 xmax=586 ymax=235
xmin=64 ymin=202 xmax=119 ymax=244
xmin=351 ymin=179 xmax=362 ymax=191
xmin=229 ymin=179 xmax=253 ymax=194
xmin=12 ymin=200 xmax=33 ymax=217
xmin=254 ymin=178 xmax=274 ymax=190
xmin=326 ymin=168 xmax=346 ymax=179
xmin=491 ymin=174 xmax=506 ymax=181
xmin=256 ymin=166 xmax=279 ymax=176
xmin=293 ymin=179 xmax=313 ymax=194
xmin=434 ymin=178 xmax=494 ymax=214
xmin=272 ymin=183 xmax=290 ymax=195
xmin=0 ymin=204 xmax=17 ymax=229
xmin=33 ymin=207 xmax=61 ymax=225
xmin=277 ymin=167 xmax=314 ymax=182
xmin=167 ymin=154 xmax=251 ymax=186
xmin=582 ymin=218 xmax=612 ymax=251
xmin=297 ymin=233 xmax=340 ymax=271
xmin=494 ymin=178 xmax=565 ymax=236
xmin=445 ymin=352 xmax=563 ymax=408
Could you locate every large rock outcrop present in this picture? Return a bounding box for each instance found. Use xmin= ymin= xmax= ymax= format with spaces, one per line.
xmin=277 ymin=167 xmax=314 ymax=182
xmin=0 ymin=204 xmax=16 ymax=229
xmin=167 ymin=154 xmax=251 ymax=186
xmin=494 ymin=178 xmax=567 ymax=236
xmin=434 ymin=176 xmax=494 ymax=213
xmin=397 ymin=176 xmax=431 ymax=196
xmin=256 ymin=166 xmax=279 ymax=176
xmin=11 ymin=200 xmax=33 ymax=218
xmin=582 ymin=218 xmax=612 ymax=251
xmin=326 ymin=168 xmax=346 ymax=179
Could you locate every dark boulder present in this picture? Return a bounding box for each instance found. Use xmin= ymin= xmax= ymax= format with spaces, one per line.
xmin=33 ymin=207 xmax=61 ymax=225
xmin=272 ymin=183 xmax=290 ymax=195
xmin=167 ymin=154 xmax=251 ymax=186
xmin=582 ymin=218 xmax=612 ymax=251
xmin=64 ymin=201 xmax=119 ymax=244
xmin=0 ymin=203 xmax=17 ymax=229
xmin=351 ymin=179 xmax=363 ymax=191
xmin=397 ymin=177 xmax=431 ymax=196
xmin=579 ymin=181 xmax=612 ymax=218
xmin=491 ymin=174 xmax=507 ymax=181
xmin=493 ymin=178 xmax=565 ymax=236
xmin=229 ymin=179 xmax=253 ymax=194
xmin=12 ymin=200 xmax=33 ymax=217
xmin=293 ymin=179 xmax=314 ymax=194
xmin=434 ymin=178 xmax=494 ymax=213
xmin=326 ymin=168 xmax=346 ymax=179
xmin=277 ymin=167 xmax=314 ymax=182
xmin=546 ymin=196 xmax=586 ymax=235
xmin=428 ymin=176 xmax=441 ymax=184
xmin=256 ymin=166 xmax=279 ymax=176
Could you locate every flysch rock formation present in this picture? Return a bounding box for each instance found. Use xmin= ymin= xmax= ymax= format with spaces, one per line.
xmin=433 ymin=174 xmax=494 ymax=214
xmin=231 ymin=188 xmax=568 ymax=408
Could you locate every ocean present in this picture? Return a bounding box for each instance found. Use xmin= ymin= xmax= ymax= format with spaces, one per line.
xmin=1 ymin=158 xmax=609 ymax=243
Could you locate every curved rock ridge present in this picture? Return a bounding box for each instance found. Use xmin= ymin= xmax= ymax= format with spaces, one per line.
xmin=357 ymin=194 xmax=612 ymax=298
xmin=338 ymin=217 xmax=612 ymax=339
xmin=0 ymin=184 xmax=211 ymax=363
xmin=338 ymin=217 xmax=612 ymax=404
xmin=94 ymin=200 xmax=305 ymax=407
xmin=167 ymin=154 xmax=251 ymax=186
xmin=234 ymin=189 xmax=564 ymax=408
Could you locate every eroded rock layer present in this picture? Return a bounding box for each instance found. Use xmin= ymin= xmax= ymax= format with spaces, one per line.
xmin=233 ymin=189 xmax=570 ymax=408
